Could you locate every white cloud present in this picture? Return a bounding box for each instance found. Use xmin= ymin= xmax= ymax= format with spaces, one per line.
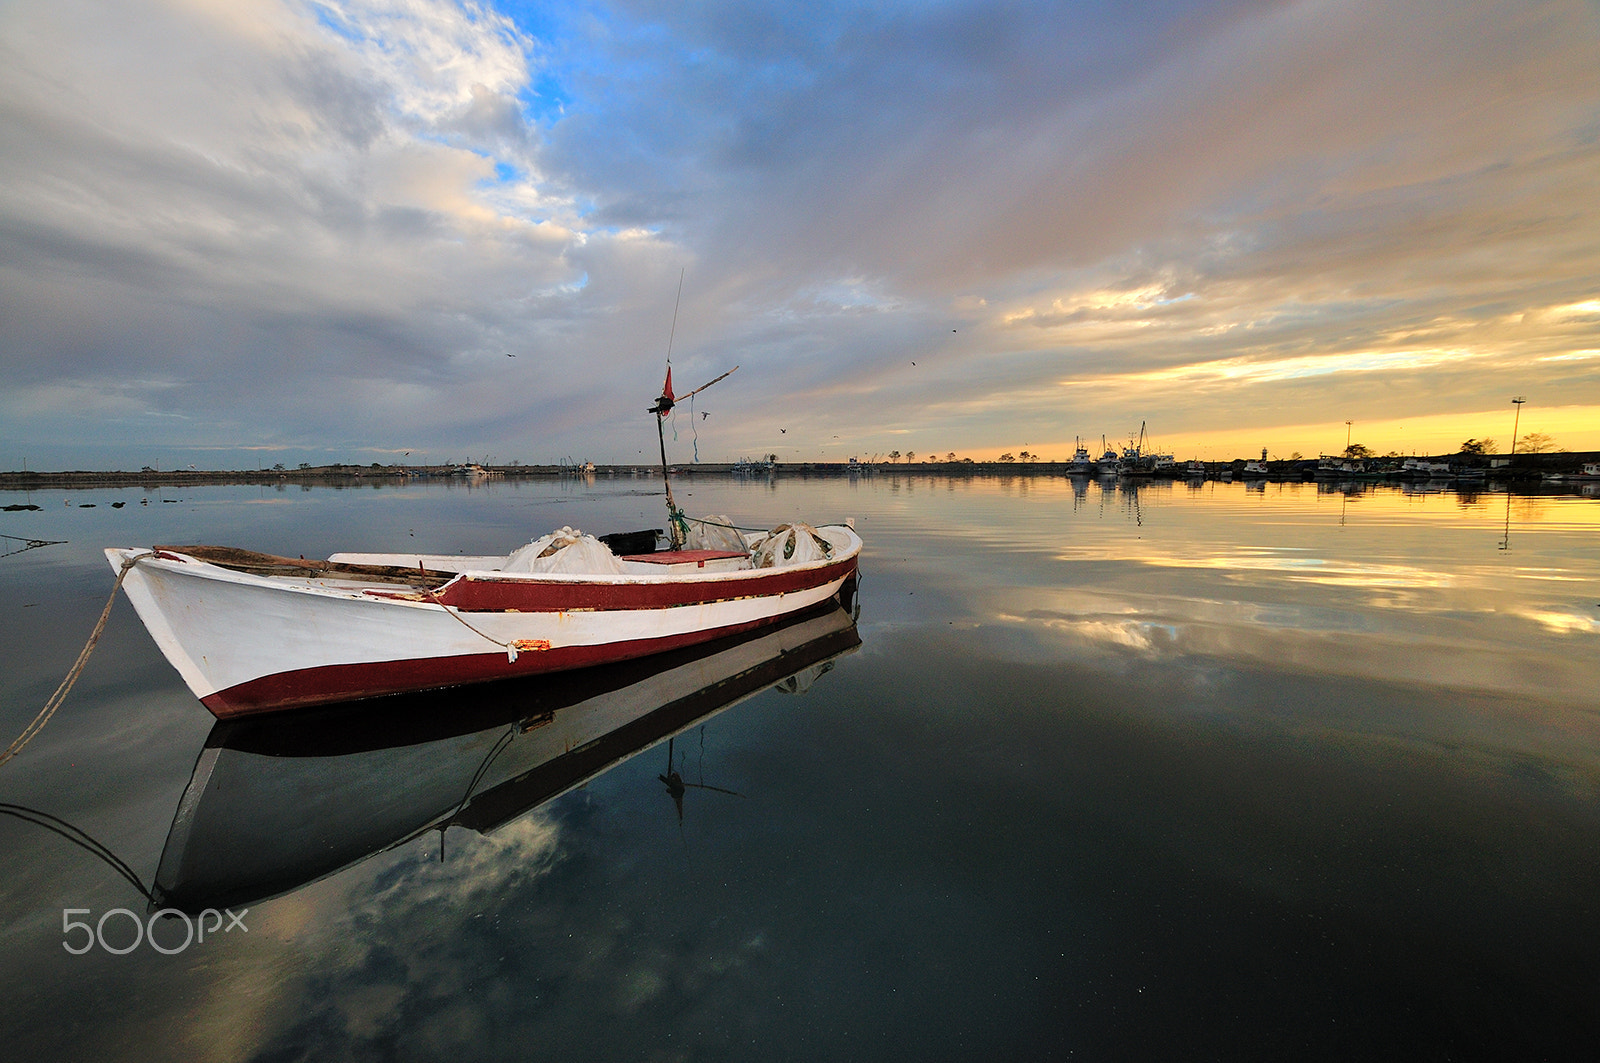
xmin=3 ymin=0 xmax=1599 ymax=466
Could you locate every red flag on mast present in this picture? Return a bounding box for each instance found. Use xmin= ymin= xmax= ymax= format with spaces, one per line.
xmin=658 ymin=366 xmax=675 ymax=416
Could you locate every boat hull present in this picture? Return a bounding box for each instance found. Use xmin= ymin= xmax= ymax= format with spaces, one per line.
xmin=108 ymin=535 xmax=860 ymax=717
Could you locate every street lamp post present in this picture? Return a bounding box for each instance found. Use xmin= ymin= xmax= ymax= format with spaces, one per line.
xmin=1510 ymin=397 xmax=1526 ymax=456
xmin=1345 ymin=421 xmax=1353 ymax=453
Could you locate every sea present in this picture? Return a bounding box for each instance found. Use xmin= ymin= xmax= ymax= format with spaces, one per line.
xmin=2 ymin=472 xmax=1597 ymax=1061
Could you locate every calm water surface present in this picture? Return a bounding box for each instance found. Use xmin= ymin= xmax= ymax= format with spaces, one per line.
xmin=2 ymin=475 xmax=1598 ymax=1061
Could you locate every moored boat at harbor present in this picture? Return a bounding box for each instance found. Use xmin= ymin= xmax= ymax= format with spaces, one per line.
xmin=108 ymin=370 xmax=862 ymax=718
xmin=1543 ymin=462 xmax=1600 ymax=483
xmin=1315 ymin=455 xmax=1380 ymax=480
xmin=108 ymin=521 xmax=860 ymax=718
xmin=1398 ymin=458 xmax=1453 ymax=479
xmin=1069 ymin=440 xmax=1094 ymax=473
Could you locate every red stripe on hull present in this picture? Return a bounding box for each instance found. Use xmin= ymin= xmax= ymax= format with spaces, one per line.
xmin=436 ymin=556 xmax=856 ymax=613
xmin=200 ymin=611 xmax=820 ymax=718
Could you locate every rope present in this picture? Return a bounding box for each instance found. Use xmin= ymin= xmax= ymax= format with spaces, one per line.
xmin=1 ymin=551 xmax=150 ymax=769
xmin=416 ymin=581 xmax=522 ymax=658
xmin=682 ymin=514 xmax=763 ymax=534
xmin=0 ymin=803 xmax=153 ymax=901
xmin=690 ymin=391 xmax=699 ymax=462
xmin=0 ymin=533 xmax=67 ymax=559
xmin=668 ymin=503 xmax=693 ymax=544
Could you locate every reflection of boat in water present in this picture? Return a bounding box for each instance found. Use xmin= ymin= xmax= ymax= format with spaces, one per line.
xmin=151 ymin=600 xmax=861 ymax=914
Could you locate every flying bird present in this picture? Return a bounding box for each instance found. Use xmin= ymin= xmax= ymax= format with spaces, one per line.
xmin=780 ymin=428 xmax=787 ymax=434
xmin=702 ymin=411 xmax=709 ymax=419
xmin=506 ymin=353 xmax=516 ymax=357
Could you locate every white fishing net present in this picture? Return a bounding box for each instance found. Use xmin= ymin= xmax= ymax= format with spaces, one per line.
xmin=751 ymin=522 xmax=833 ymax=568
xmin=504 ymin=527 xmax=627 ymax=574
xmin=682 ymin=514 xmax=749 ymax=553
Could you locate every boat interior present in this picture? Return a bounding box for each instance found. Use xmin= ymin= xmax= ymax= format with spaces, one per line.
xmin=154 ymin=522 xmax=855 ymax=588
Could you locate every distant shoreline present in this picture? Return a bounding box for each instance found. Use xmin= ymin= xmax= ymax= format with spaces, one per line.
xmin=4 ymin=452 xmax=1596 ymax=490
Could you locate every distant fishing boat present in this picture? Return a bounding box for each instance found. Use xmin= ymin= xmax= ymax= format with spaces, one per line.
xmin=1095 ymin=437 xmax=1120 ymax=476
xmin=1542 ymin=462 xmax=1600 ymax=483
xmin=1398 ymin=458 xmax=1452 ymax=479
xmin=108 ymin=368 xmax=862 ymax=717
xmin=1315 ymin=455 xmax=1379 ymax=480
xmin=1113 ymin=421 xmax=1168 ymax=476
xmin=1069 ymin=439 xmax=1094 ymax=473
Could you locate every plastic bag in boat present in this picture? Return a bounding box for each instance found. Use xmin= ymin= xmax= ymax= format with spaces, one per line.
xmin=683 ymin=514 xmax=749 ymax=553
xmin=751 ymin=522 xmax=833 ymax=568
xmin=504 ymin=527 xmax=626 ymax=575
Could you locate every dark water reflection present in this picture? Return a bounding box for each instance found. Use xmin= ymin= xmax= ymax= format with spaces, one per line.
xmin=2 ymin=476 xmax=1598 ymax=1060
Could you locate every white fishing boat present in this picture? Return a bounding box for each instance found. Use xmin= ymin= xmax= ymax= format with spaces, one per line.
xmin=107 ymin=369 xmax=861 ymax=718
xmin=1069 ymin=439 xmax=1094 ymax=473
xmin=1543 ymin=462 xmax=1600 ymax=483
xmin=1398 ymin=458 xmax=1453 ymax=479
xmin=1315 ymin=455 xmax=1379 ymax=480
xmin=107 ymin=522 xmax=860 ymax=718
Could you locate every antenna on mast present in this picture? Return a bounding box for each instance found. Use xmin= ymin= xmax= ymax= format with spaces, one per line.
xmin=665 ymin=268 xmax=684 ymax=366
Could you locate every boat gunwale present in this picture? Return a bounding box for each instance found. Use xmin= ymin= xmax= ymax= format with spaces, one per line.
xmin=114 ymin=525 xmax=864 ymax=600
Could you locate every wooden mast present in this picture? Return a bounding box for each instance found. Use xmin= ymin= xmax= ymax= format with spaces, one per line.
xmin=649 ymin=366 xmax=739 ymax=550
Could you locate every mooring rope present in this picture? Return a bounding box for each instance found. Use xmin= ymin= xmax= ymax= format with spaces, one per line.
xmin=0 ymin=802 xmax=154 ymax=901
xmin=0 ymin=532 xmax=68 ymax=559
xmin=414 ymin=579 xmax=533 ymax=660
xmin=1 ymin=551 xmax=150 ymax=769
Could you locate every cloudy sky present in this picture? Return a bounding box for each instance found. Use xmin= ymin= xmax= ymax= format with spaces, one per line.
xmin=2 ymin=0 xmax=1597 ymax=468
